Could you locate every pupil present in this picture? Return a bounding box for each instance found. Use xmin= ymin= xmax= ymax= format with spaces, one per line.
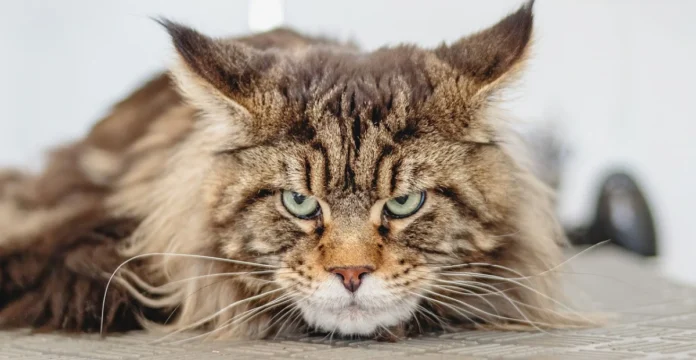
xmin=292 ymin=192 xmax=306 ymax=204
xmin=395 ymin=195 xmax=409 ymax=205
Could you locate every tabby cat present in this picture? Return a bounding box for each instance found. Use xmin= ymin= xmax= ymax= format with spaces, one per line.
xmin=0 ymin=1 xmax=590 ymax=340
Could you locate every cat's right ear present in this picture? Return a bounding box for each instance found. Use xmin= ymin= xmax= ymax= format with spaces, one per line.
xmin=158 ymin=19 xmax=276 ymax=115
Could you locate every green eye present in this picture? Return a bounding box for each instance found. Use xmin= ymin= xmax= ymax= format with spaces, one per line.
xmin=384 ymin=191 xmax=426 ymax=218
xmin=281 ymin=190 xmax=320 ymax=219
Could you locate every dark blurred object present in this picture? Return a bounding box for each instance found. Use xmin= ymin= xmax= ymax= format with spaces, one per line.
xmin=567 ymin=172 xmax=658 ymax=257
xmin=520 ymin=123 xmax=657 ymax=257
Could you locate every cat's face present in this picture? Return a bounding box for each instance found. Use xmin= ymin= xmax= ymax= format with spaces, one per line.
xmin=164 ymin=1 xmax=560 ymax=336
xmin=206 ymin=97 xmax=517 ymax=334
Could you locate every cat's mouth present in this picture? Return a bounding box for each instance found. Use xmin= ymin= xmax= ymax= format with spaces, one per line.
xmin=294 ymin=275 xmax=419 ymax=335
xmin=298 ymin=299 xmax=416 ymax=335
xmin=339 ymin=304 xmax=369 ymax=317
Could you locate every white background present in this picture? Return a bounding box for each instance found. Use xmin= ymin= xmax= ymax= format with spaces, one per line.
xmin=1 ymin=1 xmax=694 ymax=284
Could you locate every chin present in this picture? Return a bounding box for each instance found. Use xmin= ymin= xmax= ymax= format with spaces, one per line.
xmin=297 ymin=276 xmax=419 ymax=336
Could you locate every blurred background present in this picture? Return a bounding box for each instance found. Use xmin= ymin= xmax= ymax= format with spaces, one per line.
xmin=0 ymin=0 xmax=693 ymax=284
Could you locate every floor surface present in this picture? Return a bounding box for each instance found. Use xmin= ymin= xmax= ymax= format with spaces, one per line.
xmin=2 ymin=245 xmax=695 ymax=359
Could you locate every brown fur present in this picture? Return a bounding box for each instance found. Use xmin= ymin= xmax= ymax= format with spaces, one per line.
xmin=0 ymin=1 xmax=593 ymax=339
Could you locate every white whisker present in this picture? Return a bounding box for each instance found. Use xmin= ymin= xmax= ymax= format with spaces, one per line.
xmin=150 ymin=286 xmax=290 ymax=344
xmin=224 ymin=292 xmax=297 ymax=327
xmin=433 ymin=240 xmax=609 ymax=275
xmin=272 ymin=306 xmax=303 ymax=340
xmin=394 ymin=296 xmax=423 ymax=334
xmin=436 ymin=271 xmax=587 ymax=319
xmin=268 ymin=293 xmax=313 ymax=339
xmin=416 ymin=304 xmax=448 ymax=330
xmin=490 ymin=230 xmax=520 ymax=238
xmin=430 ymin=271 xmax=594 ymax=325
xmin=430 ymin=283 xmax=501 ymax=316
xmin=408 ymin=291 xmax=478 ymax=326
xmin=467 ymin=240 xmax=611 ymax=280
xmin=431 ymin=278 xmax=592 ymax=326
xmin=119 ymin=269 xmax=280 ymax=295
xmin=378 ymin=324 xmax=399 ymax=340
xmin=410 ymin=307 xmax=423 ymax=334
xmin=424 ymin=285 xmax=554 ymax=333
xmin=170 ymin=293 xmax=297 ymax=344
xmin=282 ymin=310 xmax=307 ymax=337
xmin=100 ymin=252 xmax=280 ymax=335
xmin=420 ymin=288 xmax=551 ymax=333
xmin=429 ymin=277 xmax=513 ymax=297
xmin=105 ymin=275 xmax=181 ymax=308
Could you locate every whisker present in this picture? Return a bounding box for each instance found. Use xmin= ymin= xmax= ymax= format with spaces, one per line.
xmin=118 ymin=269 xmax=165 ymax=294
xmin=150 ymin=286 xmax=290 ymax=344
xmin=120 ymin=269 xmax=283 ymax=295
xmin=408 ymin=291 xmax=478 ymax=326
xmin=424 ymin=284 xmax=556 ymax=333
xmin=100 ymin=252 xmax=281 ymax=336
xmin=420 ymin=279 xmax=531 ymax=329
xmin=223 ymin=292 xmax=298 ymax=328
xmin=268 ymin=293 xmax=313 ymax=339
xmin=393 ymin=297 xmax=423 ymax=334
xmin=378 ymin=324 xmax=399 ymax=340
xmin=163 ymin=277 xmax=237 ymax=325
xmin=467 ymin=240 xmax=612 ymax=280
xmin=428 ymin=277 xmax=514 ymax=297
xmin=428 ymin=240 xmax=610 ymax=275
xmin=419 ymin=288 xmax=551 ymax=333
xmin=175 ymin=297 xmax=296 ymax=345
xmin=170 ymin=293 xmax=298 ymax=344
xmin=329 ymin=325 xmax=338 ymax=343
xmin=429 ymin=283 xmax=501 ymax=316
xmin=320 ymin=321 xmax=341 ymax=343
xmin=433 ymin=278 xmax=592 ymax=326
xmin=437 ymin=267 xmax=645 ymax=293
xmin=283 ymin=310 xmax=307 ymax=337
xmin=270 ymin=306 xmax=300 ymax=339
xmin=490 ymin=230 xmax=520 ymax=238
xmin=410 ymin=307 xmax=423 ymax=334
xmin=429 ymin=272 xmax=594 ymax=325
xmin=105 ymin=275 xmax=181 ymax=308
xmin=435 ymin=271 xmax=586 ymax=317
xmin=416 ymin=304 xmax=449 ymax=330
xmin=267 ymin=302 xmax=300 ymax=329
xmin=430 ymin=277 xmax=583 ymax=323
xmin=159 ymin=270 xmax=284 ymax=290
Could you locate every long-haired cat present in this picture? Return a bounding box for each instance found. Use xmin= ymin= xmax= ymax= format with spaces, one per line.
xmin=0 ymin=0 xmax=591 ymax=340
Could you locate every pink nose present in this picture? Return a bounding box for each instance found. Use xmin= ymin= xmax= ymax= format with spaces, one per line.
xmin=328 ymin=266 xmax=374 ymax=293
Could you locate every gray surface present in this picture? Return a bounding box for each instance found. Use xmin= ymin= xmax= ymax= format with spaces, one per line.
xmin=2 ymin=245 xmax=695 ymax=359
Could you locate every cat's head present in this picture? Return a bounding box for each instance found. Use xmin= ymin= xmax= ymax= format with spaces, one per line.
xmin=159 ymin=0 xmax=572 ymax=336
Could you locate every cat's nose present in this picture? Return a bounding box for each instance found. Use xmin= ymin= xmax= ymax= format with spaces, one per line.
xmin=328 ymin=266 xmax=374 ymax=293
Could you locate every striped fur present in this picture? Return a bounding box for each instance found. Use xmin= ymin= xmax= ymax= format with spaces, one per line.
xmin=0 ymin=1 xmax=593 ymax=339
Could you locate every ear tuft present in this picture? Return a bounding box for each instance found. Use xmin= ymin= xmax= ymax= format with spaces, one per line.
xmin=156 ymin=18 xmax=275 ymax=102
xmin=157 ymin=18 xmax=213 ymax=73
xmin=435 ymin=0 xmax=534 ymax=91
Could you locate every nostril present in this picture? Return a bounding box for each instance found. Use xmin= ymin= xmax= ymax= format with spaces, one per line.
xmin=327 ymin=266 xmax=374 ymax=293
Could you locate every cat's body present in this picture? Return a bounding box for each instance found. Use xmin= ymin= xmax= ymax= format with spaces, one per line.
xmin=0 ymin=1 xmax=590 ymax=340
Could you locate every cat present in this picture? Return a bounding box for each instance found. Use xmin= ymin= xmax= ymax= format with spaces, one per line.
xmin=0 ymin=0 xmax=592 ymax=341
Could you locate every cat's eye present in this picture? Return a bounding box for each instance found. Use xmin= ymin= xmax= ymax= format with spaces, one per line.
xmin=281 ymin=190 xmax=321 ymax=219
xmin=384 ymin=191 xmax=426 ymax=218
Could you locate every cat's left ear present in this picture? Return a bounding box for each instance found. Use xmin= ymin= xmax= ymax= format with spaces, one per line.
xmin=434 ymin=0 xmax=534 ymax=98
